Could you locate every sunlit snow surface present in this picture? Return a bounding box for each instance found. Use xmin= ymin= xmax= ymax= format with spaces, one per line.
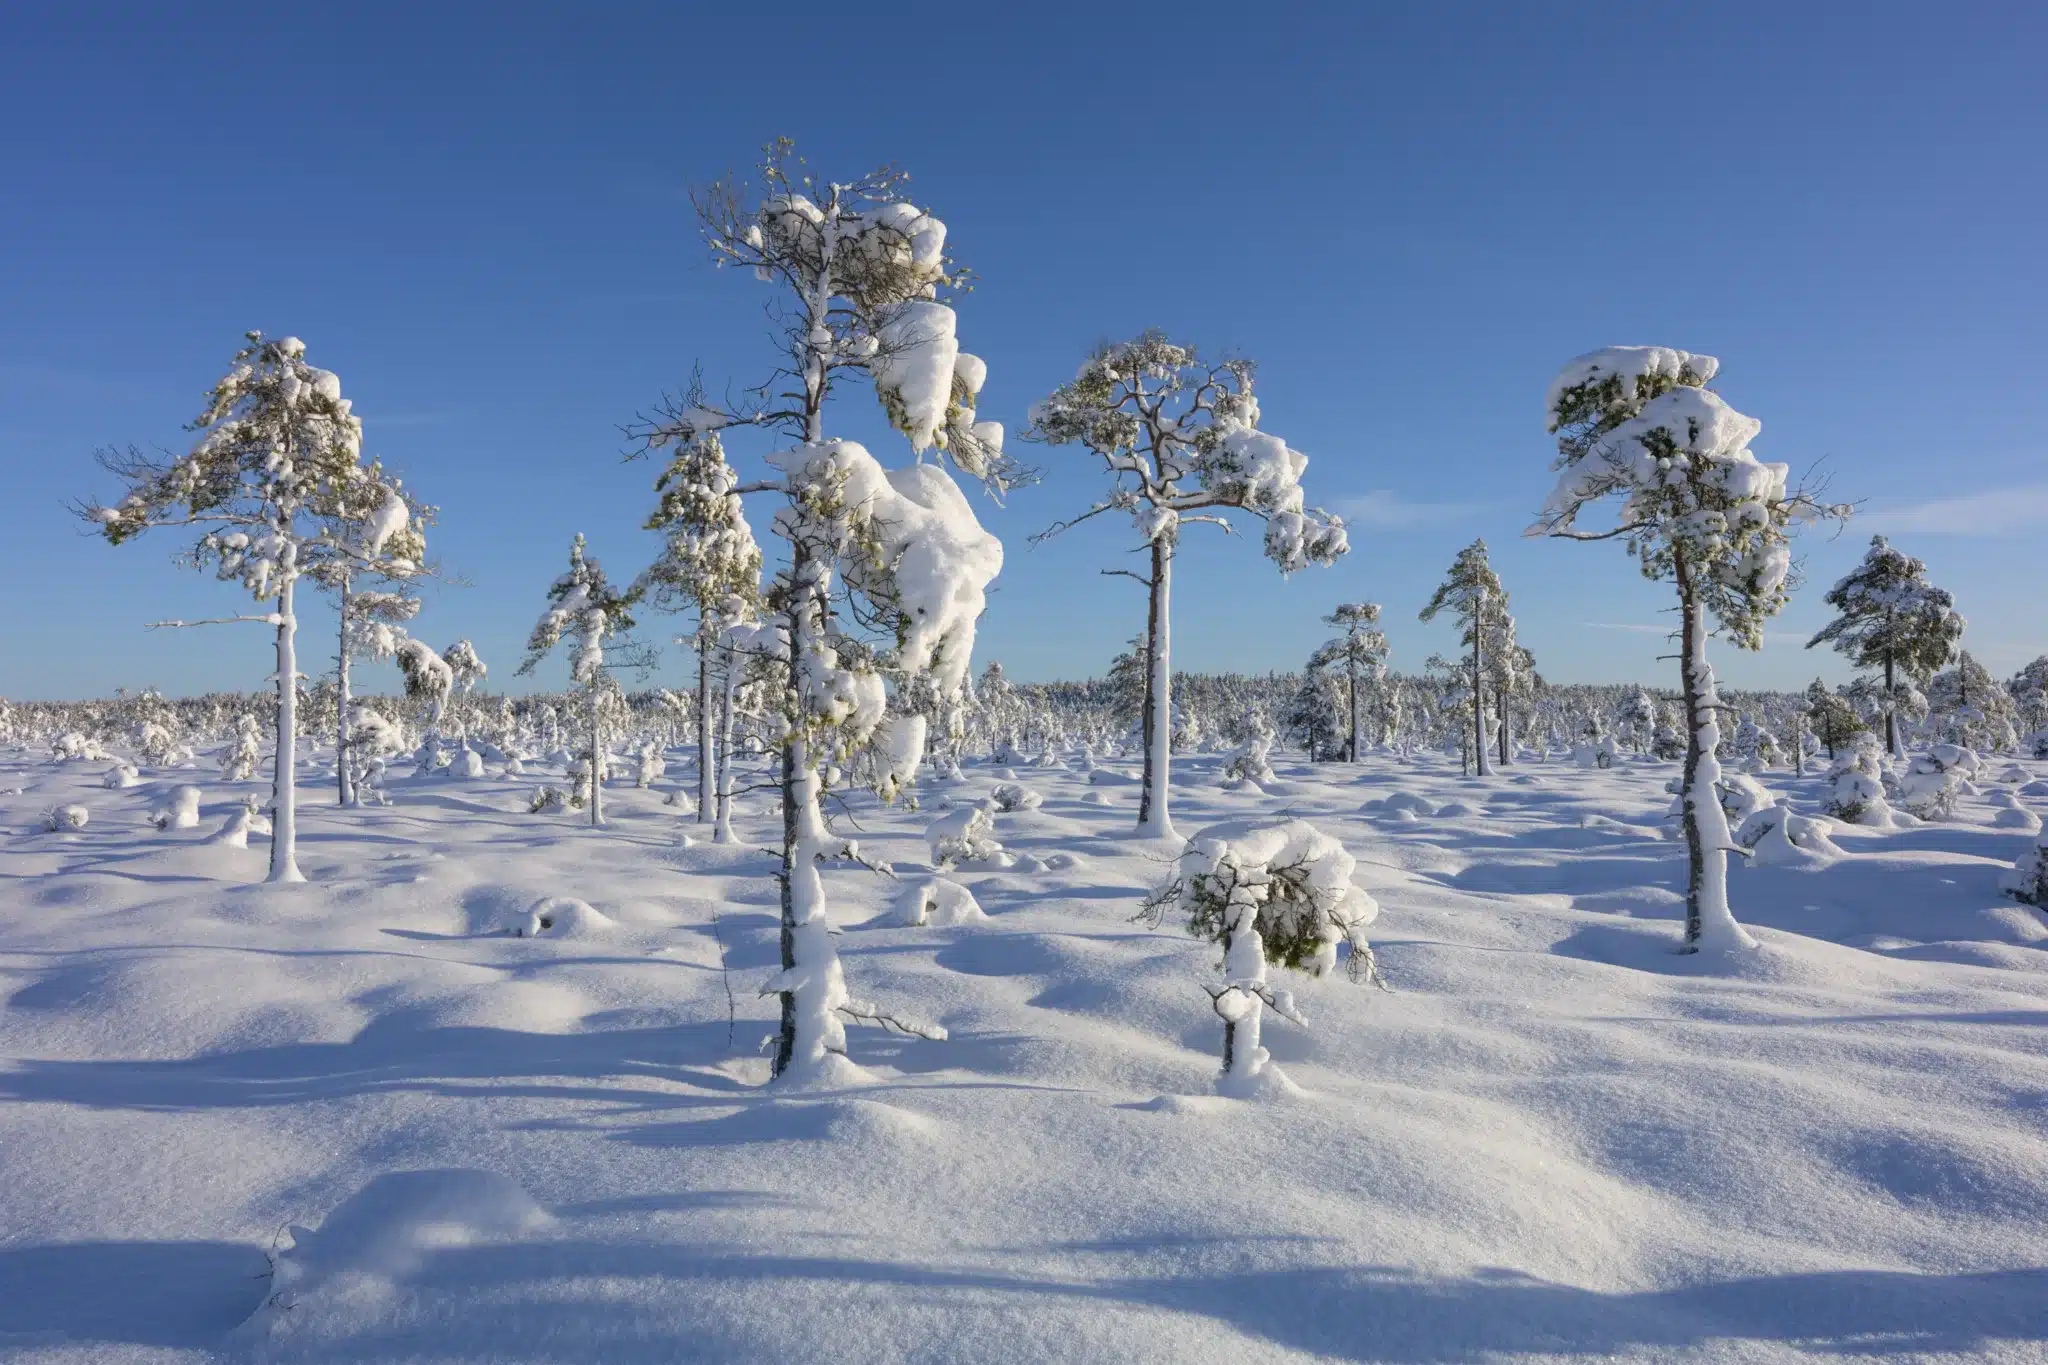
xmin=2 ymin=743 xmax=2046 ymax=1363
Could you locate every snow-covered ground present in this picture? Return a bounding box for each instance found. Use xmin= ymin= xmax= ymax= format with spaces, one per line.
xmin=3 ymin=744 xmax=2047 ymax=1363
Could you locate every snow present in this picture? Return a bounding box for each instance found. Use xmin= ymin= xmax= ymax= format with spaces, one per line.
xmin=3 ymin=741 xmax=2047 ymax=1362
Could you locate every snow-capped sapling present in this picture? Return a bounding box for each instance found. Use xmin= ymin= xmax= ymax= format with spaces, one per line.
xmin=1143 ymin=818 xmax=1382 ymax=1096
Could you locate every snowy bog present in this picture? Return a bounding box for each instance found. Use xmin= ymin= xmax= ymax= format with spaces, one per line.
xmin=3 ymin=736 xmax=2046 ymax=1362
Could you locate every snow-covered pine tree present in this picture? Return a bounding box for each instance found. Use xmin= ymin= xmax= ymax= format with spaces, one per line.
xmin=304 ymin=459 xmax=432 ymax=806
xmin=1618 ymin=687 xmax=1658 ymax=755
xmin=1802 ymin=678 xmax=1859 ymax=760
xmin=1805 ymin=536 xmax=1963 ymax=758
xmin=1419 ymin=539 xmax=1508 ymax=777
xmin=638 ymin=429 xmax=764 ymax=825
xmin=632 ymin=141 xmax=1008 ymax=1081
xmin=83 ymin=332 xmax=378 ymax=883
xmin=1311 ymin=603 xmax=1387 ymax=762
xmin=1536 ymin=346 xmax=1843 ymax=952
xmin=517 ymin=535 xmax=643 ymax=828
xmin=1927 ymin=649 xmax=2015 ymax=752
xmin=1283 ymin=664 xmax=1346 ymax=761
xmin=2009 ymin=656 xmax=2048 ymax=741
xmin=1026 ymin=333 xmax=1347 ymax=839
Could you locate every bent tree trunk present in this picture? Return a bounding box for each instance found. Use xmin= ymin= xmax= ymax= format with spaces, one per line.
xmin=1137 ymin=539 xmax=1177 ymax=840
xmin=1674 ymin=551 xmax=1747 ymax=952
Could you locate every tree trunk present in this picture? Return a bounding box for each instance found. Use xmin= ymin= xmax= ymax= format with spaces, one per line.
xmin=714 ymin=652 xmax=738 ymax=844
xmin=1884 ymin=652 xmax=1901 ymax=758
xmin=587 ymin=678 xmax=604 ymax=828
xmin=1472 ymin=607 xmax=1493 ymax=777
xmin=1497 ymin=689 xmax=1512 ymax=767
xmin=1137 ymin=539 xmax=1176 ymax=840
xmin=268 ymin=578 xmax=305 ymax=884
xmin=336 ymin=572 xmax=353 ymax=807
xmin=1675 ymin=550 xmax=1748 ymax=952
xmin=1346 ymin=650 xmax=1359 ymax=763
xmin=774 ymin=729 xmax=799 ymax=1077
xmin=696 ymin=633 xmax=714 ymax=822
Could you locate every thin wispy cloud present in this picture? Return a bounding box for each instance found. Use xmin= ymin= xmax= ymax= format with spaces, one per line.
xmin=1861 ymin=484 xmax=2048 ymax=535
xmin=1332 ymin=489 xmax=1489 ymax=529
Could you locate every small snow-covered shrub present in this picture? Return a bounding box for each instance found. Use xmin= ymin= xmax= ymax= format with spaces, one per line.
xmin=135 ymin=721 xmax=181 ymax=768
xmin=220 ymin=715 xmax=263 ymax=782
xmin=2002 ymin=827 xmax=2048 ymax=907
xmin=1143 ymin=818 xmax=1382 ymax=1097
xmin=1823 ymin=733 xmax=1892 ymax=827
xmin=1735 ymin=804 xmax=1842 ymax=865
xmin=147 ymin=785 xmax=203 ymax=831
xmin=527 ymin=785 xmax=567 ymax=814
xmin=989 ymin=782 xmax=1042 ymax=813
xmin=1715 ymin=772 xmax=1777 ymax=828
xmin=663 ymin=786 xmax=699 ymax=814
xmin=1220 ymin=729 xmax=1278 ymax=789
xmin=635 ymin=740 xmax=663 ymax=788
xmin=894 ymin=876 xmax=986 ymax=927
xmin=51 ymin=731 xmax=104 ymax=763
xmin=42 ymin=804 xmax=90 ymax=832
xmin=103 ymin=762 xmax=141 ymax=789
xmin=445 ymin=747 xmax=486 ymax=780
xmin=1898 ymin=743 xmax=1976 ymax=821
xmin=927 ymin=803 xmax=1005 ymax=868
xmin=206 ymin=798 xmax=272 ymax=848
xmin=1572 ymin=731 xmax=1618 ymax=770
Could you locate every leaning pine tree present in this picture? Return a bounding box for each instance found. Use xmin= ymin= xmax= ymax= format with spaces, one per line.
xmin=83 ymin=332 xmax=376 ymax=883
xmin=1534 ymin=346 xmax=1844 ymax=952
xmin=1026 ymin=333 xmax=1347 ymax=839
xmin=633 ymin=140 xmax=1013 ymax=1082
xmin=637 ymin=430 xmax=763 ymax=825
xmin=1419 ymin=539 xmax=1508 ymax=777
xmin=517 ymin=535 xmax=642 ymax=828
xmin=1805 ymin=535 xmax=1962 ymax=758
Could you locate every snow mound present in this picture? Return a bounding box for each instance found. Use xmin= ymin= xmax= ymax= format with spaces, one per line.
xmin=250 ymin=1169 xmax=551 ymax=1337
xmin=894 ymin=876 xmax=986 ymax=927
xmin=508 ymin=896 xmax=614 ymax=938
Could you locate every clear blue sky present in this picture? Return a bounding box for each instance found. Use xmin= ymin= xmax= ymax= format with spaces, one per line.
xmin=4 ymin=2 xmax=2043 ymax=701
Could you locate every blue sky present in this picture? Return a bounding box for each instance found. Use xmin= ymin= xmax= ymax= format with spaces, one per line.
xmin=3 ymin=3 xmax=2043 ymax=701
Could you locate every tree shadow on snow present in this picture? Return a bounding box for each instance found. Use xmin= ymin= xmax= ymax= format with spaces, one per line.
xmin=0 ymin=1238 xmax=270 ymax=1349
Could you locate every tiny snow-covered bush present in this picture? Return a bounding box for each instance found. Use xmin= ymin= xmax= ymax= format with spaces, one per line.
xmin=443 ymin=747 xmax=486 ymax=780
xmin=894 ymin=876 xmax=986 ymax=927
xmin=1572 ymin=731 xmax=1618 ymax=770
xmin=1220 ymin=729 xmax=1278 ymax=789
xmin=989 ymin=782 xmax=1042 ymax=813
xmin=51 ymin=731 xmax=104 ymax=763
xmin=135 ymin=721 xmax=181 ymax=768
xmin=148 ymin=785 xmax=203 ymax=831
xmin=527 ymin=785 xmax=567 ymax=814
xmin=1143 ymin=818 xmax=1382 ymax=1097
xmin=636 ymin=740 xmax=663 ymax=788
xmin=220 ymin=715 xmax=263 ymax=782
xmin=2003 ymin=828 xmax=2048 ymax=907
xmin=42 ymin=804 xmax=90 ymax=832
xmin=206 ymin=797 xmax=272 ymax=848
xmin=1823 ymin=733 xmax=1893 ymax=827
xmin=1735 ymin=804 xmax=1842 ymax=865
xmin=1898 ymin=743 xmax=1975 ymax=821
xmin=663 ymin=786 xmax=699 ymax=813
xmin=927 ymin=803 xmax=1006 ymax=868
xmin=1714 ymin=772 xmax=1777 ymax=828
xmin=103 ymin=762 xmax=141 ymax=789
